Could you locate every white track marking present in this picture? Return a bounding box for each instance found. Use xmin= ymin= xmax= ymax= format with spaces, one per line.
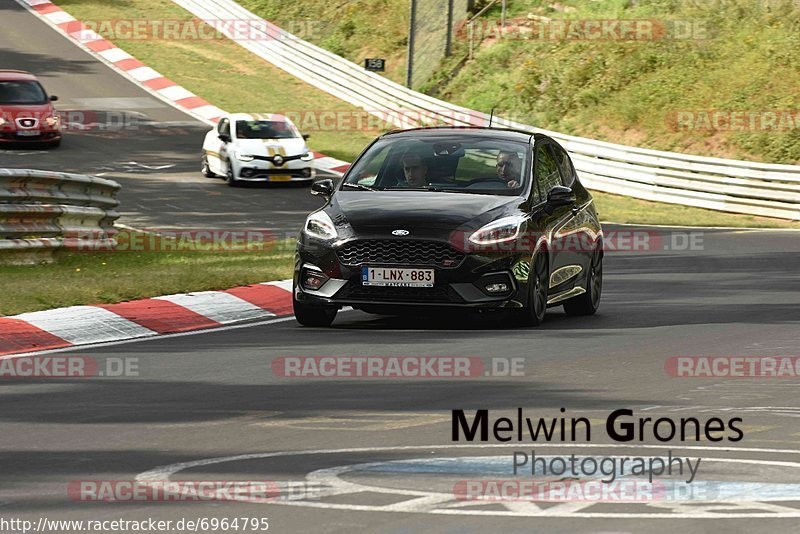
xmin=1 ymin=307 xmax=354 ymax=359
xmin=13 ymin=306 xmax=155 ymax=344
xmin=192 ymin=105 xmax=226 ymax=120
xmin=136 ymin=443 xmax=800 ymax=519
xmin=97 ymin=47 xmax=133 ymax=63
xmin=154 ymin=292 xmax=273 ymax=324
xmin=41 ymin=10 xmax=72 ymax=24
xmin=157 ymin=85 xmax=195 ymax=101
xmin=127 ymin=66 xmax=162 ymax=82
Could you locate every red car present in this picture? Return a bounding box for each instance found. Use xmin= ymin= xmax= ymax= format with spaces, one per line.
xmin=0 ymin=70 xmax=61 ymax=148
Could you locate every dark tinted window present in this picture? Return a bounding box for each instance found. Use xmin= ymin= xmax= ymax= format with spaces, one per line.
xmin=344 ymin=136 xmax=530 ymax=196
xmin=536 ymin=143 xmax=561 ymax=198
xmin=0 ymin=81 xmax=47 ymax=105
xmin=553 ymin=143 xmax=576 ymax=187
xmin=235 ymin=120 xmax=297 ymax=139
xmin=530 ymin=167 xmax=542 ymax=204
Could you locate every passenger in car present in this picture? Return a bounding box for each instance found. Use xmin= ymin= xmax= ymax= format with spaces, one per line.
xmin=496 ymin=150 xmax=522 ymax=188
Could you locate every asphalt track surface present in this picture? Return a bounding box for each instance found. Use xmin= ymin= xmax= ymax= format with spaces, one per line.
xmin=3 ymin=1 xmax=800 ymax=532
xmin=2 ymin=227 xmax=800 ymax=533
xmin=0 ymin=0 xmax=326 ymax=234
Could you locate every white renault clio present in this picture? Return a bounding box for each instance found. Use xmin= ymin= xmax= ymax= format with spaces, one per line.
xmin=202 ymin=113 xmax=315 ymax=186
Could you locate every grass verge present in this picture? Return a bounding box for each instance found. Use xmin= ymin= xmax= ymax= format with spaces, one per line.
xmin=592 ymin=191 xmax=799 ymax=228
xmin=1 ymin=234 xmax=295 ymax=316
xmin=55 ymin=0 xmax=386 ymax=162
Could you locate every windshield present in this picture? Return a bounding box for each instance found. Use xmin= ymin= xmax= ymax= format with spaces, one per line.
xmin=343 ymin=135 xmax=530 ymax=196
xmin=0 ymin=81 xmax=48 ymax=105
xmin=235 ymin=120 xmax=298 ymax=139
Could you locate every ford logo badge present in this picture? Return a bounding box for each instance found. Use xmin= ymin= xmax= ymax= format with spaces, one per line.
xmin=391 ymin=229 xmax=410 ymax=236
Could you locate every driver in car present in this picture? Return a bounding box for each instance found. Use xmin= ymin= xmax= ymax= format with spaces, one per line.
xmin=400 ymin=151 xmax=430 ymax=188
xmin=496 ymin=150 xmax=522 ymax=188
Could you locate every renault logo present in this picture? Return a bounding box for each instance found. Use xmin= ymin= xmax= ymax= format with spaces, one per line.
xmin=272 ymin=155 xmax=284 ymax=166
xmin=391 ymin=229 xmax=410 ymax=236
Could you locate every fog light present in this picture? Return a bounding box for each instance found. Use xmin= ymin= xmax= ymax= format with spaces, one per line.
xmin=301 ymin=168 xmax=312 ymax=177
xmin=241 ymin=168 xmax=253 ymax=177
xmin=485 ymin=283 xmax=509 ymax=293
xmin=302 ymin=269 xmax=329 ymax=290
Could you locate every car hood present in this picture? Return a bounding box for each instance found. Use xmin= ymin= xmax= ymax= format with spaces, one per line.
xmin=330 ymin=191 xmax=524 ymax=233
xmin=235 ymin=138 xmax=307 ymax=156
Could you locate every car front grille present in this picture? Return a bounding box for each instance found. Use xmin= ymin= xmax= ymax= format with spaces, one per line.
xmin=336 ymin=240 xmax=465 ymax=268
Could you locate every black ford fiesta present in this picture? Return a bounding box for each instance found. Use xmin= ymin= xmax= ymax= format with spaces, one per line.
xmin=293 ymin=127 xmax=603 ymax=327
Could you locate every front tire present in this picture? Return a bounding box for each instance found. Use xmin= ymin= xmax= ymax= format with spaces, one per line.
xmin=518 ymin=252 xmax=548 ymax=326
xmin=201 ymin=154 xmax=216 ymax=177
xmin=225 ymin=162 xmax=239 ymax=187
xmin=293 ymin=293 xmax=338 ymax=327
xmin=564 ymin=247 xmax=603 ymax=316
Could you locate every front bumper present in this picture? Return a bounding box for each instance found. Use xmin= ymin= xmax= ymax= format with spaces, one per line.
xmin=294 ymin=234 xmax=533 ymax=310
xmin=0 ymin=129 xmax=61 ymax=143
xmin=232 ymin=159 xmax=315 ymax=182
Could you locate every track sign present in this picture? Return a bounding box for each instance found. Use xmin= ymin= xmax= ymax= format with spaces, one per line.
xmin=364 ymin=58 xmax=386 ymax=72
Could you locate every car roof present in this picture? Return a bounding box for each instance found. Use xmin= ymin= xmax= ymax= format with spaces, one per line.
xmin=380 ymin=126 xmax=543 ymax=143
xmin=0 ymin=70 xmax=38 ymax=82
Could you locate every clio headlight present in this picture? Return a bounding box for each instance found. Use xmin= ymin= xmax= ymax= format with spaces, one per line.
xmin=235 ymin=149 xmax=255 ymax=162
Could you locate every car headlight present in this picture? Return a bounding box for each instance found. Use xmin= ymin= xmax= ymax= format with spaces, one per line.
xmin=304 ymin=211 xmax=337 ymax=240
xmin=300 ymin=151 xmax=314 ymax=161
xmin=468 ymin=215 xmax=527 ymax=245
xmin=44 ymin=116 xmax=60 ymax=127
xmin=0 ymin=117 xmax=7 ymax=126
xmin=235 ymin=150 xmax=254 ymax=162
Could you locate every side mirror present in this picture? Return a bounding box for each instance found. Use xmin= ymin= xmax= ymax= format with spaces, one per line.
xmin=49 ymin=95 xmax=59 ymax=101
xmin=546 ymin=185 xmax=576 ymax=207
xmin=311 ymin=178 xmax=334 ymax=197
xmin=302 ymin=133 xmax=310 ymax=140
xmin=218 ymin=134 xmax=231 ymax=143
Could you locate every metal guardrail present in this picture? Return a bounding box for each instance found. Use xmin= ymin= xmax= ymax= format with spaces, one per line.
xmin=0 ymin=169 xmax=121 ymax=264
xmin=173 ymin=0 xmax=800 ymax=220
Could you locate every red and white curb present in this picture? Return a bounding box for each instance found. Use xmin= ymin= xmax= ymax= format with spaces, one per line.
xmin=15 ymin=0 xmax=352 ymax=176
xmin=0 ymin=280 xmax=293 ymax=356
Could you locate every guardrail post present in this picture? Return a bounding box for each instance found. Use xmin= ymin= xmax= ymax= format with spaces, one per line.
xmin=406 ymin=0 xmax=417 ymax=88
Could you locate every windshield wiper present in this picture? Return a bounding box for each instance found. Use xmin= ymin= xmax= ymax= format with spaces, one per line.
xmin=341 ymin=182 xmax=380 ymax=191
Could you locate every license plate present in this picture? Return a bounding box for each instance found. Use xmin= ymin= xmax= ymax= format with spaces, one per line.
xmin=17 ymin=130 xmax=40 ymax=137
xmin=362 ymin=267 xmax=434 ymax=287
xmin=267 ymin=175 xmax=292 ymax=182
